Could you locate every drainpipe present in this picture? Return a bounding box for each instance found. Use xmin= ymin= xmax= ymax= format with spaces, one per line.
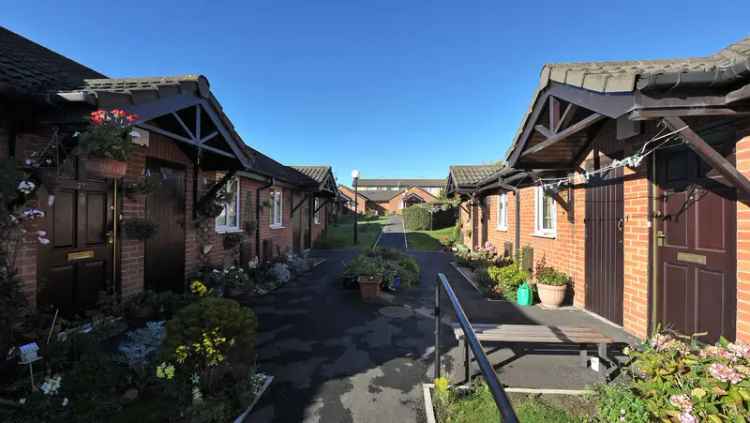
xmin=256 ymin=176 xmax=275 ymax=260
xmin=514 ymin=187 xmax=521 ymax=259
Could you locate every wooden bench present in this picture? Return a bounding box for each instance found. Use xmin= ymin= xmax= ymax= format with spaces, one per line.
xmin=451 ymin=323 xmax=615 ymax=378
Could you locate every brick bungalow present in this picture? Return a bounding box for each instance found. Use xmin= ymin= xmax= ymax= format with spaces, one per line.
xmin=449 ymin=36 xmax=750 ymax=343
xmin=0 ymin=27 xmax=334 ymax=317
xmin=338 ymin=184 xmax=438 ymax=215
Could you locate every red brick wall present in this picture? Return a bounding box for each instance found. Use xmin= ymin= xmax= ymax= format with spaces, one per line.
xmin=736 ymin=118 xmax=750 ymax=342
xmin=339 ymin=186 xmax=368 ymax=214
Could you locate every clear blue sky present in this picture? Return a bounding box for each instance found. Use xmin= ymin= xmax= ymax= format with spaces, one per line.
xmin=4 ymin=1 xmax=748 ymax=185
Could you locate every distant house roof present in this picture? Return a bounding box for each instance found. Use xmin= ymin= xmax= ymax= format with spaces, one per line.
xmin=357 ymin=178 xmax=445 ymax=188
xmin=446 ymin=164 xmax=505 ymax=194
xmin=0 ymin=26 xmax=105 ymax=95
xmin=360 ymin=190 xmax=403 ymax=202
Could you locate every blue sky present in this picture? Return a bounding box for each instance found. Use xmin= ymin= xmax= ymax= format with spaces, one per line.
xmin=4 ymin=1 xmax=748 ymax=185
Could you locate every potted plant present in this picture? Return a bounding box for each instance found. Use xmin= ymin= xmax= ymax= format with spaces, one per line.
xmin=535 ymin=264 xmax=569 ymax=309
xmin=76 ymin=109 xmax=139 ymax=178
xmin=346 ymin=255 xmax=384 ymax=300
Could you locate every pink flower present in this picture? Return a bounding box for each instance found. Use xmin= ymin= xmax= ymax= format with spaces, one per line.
xmin=701 ymin=345 xmax=735 ymax=361
xmin=708 ymin=362 xmax=744 ymax=384
xmin=728 ymin=343 xmax=750 ymax=360
xmin=679 ymin=412 xmax=697 ymax=423
xmin=669 ymin=394 xmax=693 ymax=412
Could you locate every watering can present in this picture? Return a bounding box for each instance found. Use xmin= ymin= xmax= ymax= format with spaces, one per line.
xmin=516 ymin=282 xmax=532 ymax=306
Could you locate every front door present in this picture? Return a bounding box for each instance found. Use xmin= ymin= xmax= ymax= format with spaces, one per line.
xmin=656 ymin=128 xmax=737 ymax=343
xmin=585 ymin=165 xmax=624 ymax=325
xmin=144 ymin=159 xmax=186 ymax=292
xmin=39 ymin=158 xmax=114 ymax=317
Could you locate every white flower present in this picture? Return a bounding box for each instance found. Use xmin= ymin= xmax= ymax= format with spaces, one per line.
xmin=17 ymin=180 xmax=36 ymax=194
xmin=61 ymin=397 xmax=69 ymax=407
xmin=38 ymin=236 xmax=50 ymax=245
xmin=18 ymin=398 xmax=26 ymax=405
xmin=40 ymin=375 xmax=62 ymax=395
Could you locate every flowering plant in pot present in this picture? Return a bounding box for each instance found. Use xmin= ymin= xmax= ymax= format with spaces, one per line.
xmin=344 ymin=254 xmax=384 ymax=300
xmin=76 ymin=109 xmax=139 ymax=178
xmin=535 ymin=260 xmax=569 ymax=309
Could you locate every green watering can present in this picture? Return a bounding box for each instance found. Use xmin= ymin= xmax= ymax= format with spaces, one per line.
xmin=517 ymin=282 xmax=533 ymax=306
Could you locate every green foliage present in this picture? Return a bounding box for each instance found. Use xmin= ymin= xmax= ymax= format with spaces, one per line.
xmin=161 ymin=297 xmax=258 ymax=374
xmin=403 ymin=203 xmax=457 ymax=231
xmin=344 ymin=254 xmax=385 ymax=278
xmin=343 ymin=248 xmax=421 ymax=288
xmin=487 ymin=263 xmax=529 ymax=301
xmin=595 ymin=383 xmax=650 ymax=423
xmin=535 ymin=259 xmax=570 ymax=286
xmin=121 ymin=218 xmax=159 ymax=240
xmin=594 ymin=332 xmax=750 ymax=422
xmin=449 ymin=219 xmax=463 ymax=246
xmin=77 ymin=110 xmax=138 ymax=161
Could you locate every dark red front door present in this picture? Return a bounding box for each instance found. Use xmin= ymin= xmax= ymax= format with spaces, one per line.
xmin=656 ymin=129 xmax=737 ymax=343
xmin=39 ymin=159 xmax=114 ymax=317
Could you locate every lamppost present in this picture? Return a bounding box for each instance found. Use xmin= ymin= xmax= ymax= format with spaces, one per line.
xmin=352 ymin=169 xmax=360 ymax=244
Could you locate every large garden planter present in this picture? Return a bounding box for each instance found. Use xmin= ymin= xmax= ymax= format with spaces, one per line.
xmin=85 ymin=157 xmax=128 ymax=178
xmin=358 ymin=275 xmax=382 ymax=300
xmin=537 ymin=283 xmax=567 ymax=308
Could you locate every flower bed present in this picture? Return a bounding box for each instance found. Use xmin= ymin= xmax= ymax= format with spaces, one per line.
xmin=596 ymin=332 xmax=750 ymax=422
xmin=424 ymin=379 xmax=589 ymax=423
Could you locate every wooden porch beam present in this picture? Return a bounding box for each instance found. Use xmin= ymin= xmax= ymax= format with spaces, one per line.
xmin=195 ymin=104 xmax=201 ymax=139
xmin=195 ymin=170 xmax=237 ymax=220
xmin=630 ymin=107 xmax=750 ymax=120
xmin=172 ymin=112 xmax=196 ymax=141
xmin=534 ymin=124 xmax=554 ymax=139
xmin=549 ymin=96 xmax=560 ymax=132
xmin=138 ymin=123 xmax=194 ymax=144
xmin=555 ymin=103 xmax=578 ymax=133
xmin=521 ymin=112 xmax=605 ymax=158
xmin=200 ymin=131 xmax=219 ymax=144
xmin=315 ymin=197 xmax=331 ymax=213
xmin=664 ymin=117 xmax=750 ymax=198
xmin=291 ymin=193 xmax=309 ymax=215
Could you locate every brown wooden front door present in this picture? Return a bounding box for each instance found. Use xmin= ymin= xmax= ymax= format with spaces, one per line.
xmin=144 ymin=159 xmax=186 ymax=293
xmin=39 ymin=159 xmax=114 ymax=317
xmin=585 ymin=166 xmax=624 ymax=325
xmin=656 ymin=129 xmax=737 ymax=343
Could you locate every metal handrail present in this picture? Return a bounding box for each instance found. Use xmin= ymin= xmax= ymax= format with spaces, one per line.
xmin=434 ymin=272 xmax=518 ymax=423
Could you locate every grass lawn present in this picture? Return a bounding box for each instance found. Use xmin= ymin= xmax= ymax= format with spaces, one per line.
xmin=314 ymin=215 xmax=390 ymax=249
xmin=437 ymin=387 xmax=593 ymax=423
xmin=406 ymin=226 xmax=454 ymax=251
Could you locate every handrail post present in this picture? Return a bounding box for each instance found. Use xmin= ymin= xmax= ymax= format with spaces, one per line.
xmin=434 ymin=276 xmax=441 ymax=380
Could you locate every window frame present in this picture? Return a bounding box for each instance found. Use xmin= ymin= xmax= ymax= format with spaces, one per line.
xmin=270 ymin=189 xmax=283 ymax=228
xmin=534 ymin=186 xmax=557 ymax=237
xmin=497 ymin=193 xmax=508 ymax=231
xmin=215 ymin=177 xmax=241 ymax=233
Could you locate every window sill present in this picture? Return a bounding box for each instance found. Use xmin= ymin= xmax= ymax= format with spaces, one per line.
xmin=496 ymin=226 xmax=508 ymax=232
xmin=215 ymin=227 xmax=243 ymax=234
xmin=532 ymin=232 xmax=557 ymax=239
xmin=269 ymin=224 xmax=286 ymax=230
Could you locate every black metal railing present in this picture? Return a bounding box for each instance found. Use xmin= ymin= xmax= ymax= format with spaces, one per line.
xmin=434 ymin=272 xmax=518 ymax=423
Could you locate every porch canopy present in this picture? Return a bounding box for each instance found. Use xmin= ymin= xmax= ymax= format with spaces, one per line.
xmin=54 ymin=75 xmax=252 ymax=171
xmin=505 ymin=36 xmax=750 ymax=186
xmin=446 ymin=164 xmax=505 ymax=197
xmin=291 ymin=166 xmax=340 ymax=198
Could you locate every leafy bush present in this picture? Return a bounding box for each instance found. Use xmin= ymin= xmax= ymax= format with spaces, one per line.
xmin=535 ymin=258 xmax=569 ymax=286
xmin=344 ymin=254 xmax=385 ymax=278
xmin=344 ymin=248 xmax=420 ymax=287
xmin=403 ymin=203 xmax=457 ymax=231
xmin=595 ymin=332 xmax=750 ymax=422
xmin=449 ymin=220 xmax=463 ymax=246
xmin=161 ymin=297 xmax=258 ymax=379
xmin=595 ymin=383 xmax=650 ymax=423
xmin=487 ymin=263 xmax=528 ymax=301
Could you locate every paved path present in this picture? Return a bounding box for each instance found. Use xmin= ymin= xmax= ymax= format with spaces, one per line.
xmin=374 ymin=215 xmax=407 ymax=250
xmin=243 ymin=247 xmax=636 ymax=422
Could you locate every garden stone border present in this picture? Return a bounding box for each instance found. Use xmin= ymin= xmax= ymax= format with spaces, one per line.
xmin=423 ymin=383 xmax=437 ymax=423
xmin=232 ymin=374 xmax=273 ymax=423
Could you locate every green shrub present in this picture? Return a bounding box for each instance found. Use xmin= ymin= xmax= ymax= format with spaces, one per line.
xmin=536 ymin=266 xmax=569 ymax=286
xmin=403 ymin=203 xmax=457 ymax=230
xmin=343 ymin=254 xmax=385 ymax=278
xmin=594 ymin=332 xmax=750 ymax=422
xmin=403 ymin=205 xmax=432 ymax=230
xmin=161 ymin=297 xmax=258 ymax=376
xmin=487 ymin=263 xmax=528 ymax=301
xmin=345 ymin=248 xmax=420 ymax=287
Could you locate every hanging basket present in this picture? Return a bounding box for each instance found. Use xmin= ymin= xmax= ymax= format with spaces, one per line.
xmin=85 ymin=157 xmax=128 ymax=178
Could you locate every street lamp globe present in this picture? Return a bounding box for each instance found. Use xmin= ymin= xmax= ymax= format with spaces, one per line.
xmin=351 ymin=169 xmax=360 ymax=180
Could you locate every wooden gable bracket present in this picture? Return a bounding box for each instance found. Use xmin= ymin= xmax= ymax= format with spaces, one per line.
xmin=315 ymin=197 xmax=332 ymax=213
xmin=291 ymin=193 xmax=311 ymax=216
xmin=664 ymin=117 xmax=750 ymax=199
xmin=525 ymin=109 xmax=606 ymax=158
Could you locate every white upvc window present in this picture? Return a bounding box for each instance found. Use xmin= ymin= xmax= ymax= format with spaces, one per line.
xmin=215 ymin=177 xmax=241 ymax=233
xmin=534 ymin=186 xmax=556 ymax=237
xmin=497 ymin=193 xmax=508 ymax=231
xmin=270 ymin=190 xmax=283 ymax=228
xmin=314 ymin=198 xmax=320 ymax=224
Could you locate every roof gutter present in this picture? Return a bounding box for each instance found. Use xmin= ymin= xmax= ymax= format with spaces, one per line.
xmin=637 ymin=58 xmax=750 ymax=92
xmin=256 ymin=176 xmax=275 ymax=260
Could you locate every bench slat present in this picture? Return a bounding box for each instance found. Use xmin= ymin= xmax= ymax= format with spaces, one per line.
xmin=451 ymin=323 xmax=613 ymax=344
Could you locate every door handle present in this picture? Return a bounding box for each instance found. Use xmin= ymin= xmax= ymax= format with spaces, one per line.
xmin=617 ymin=218 xmax=624 ymax=231
xmin=106 ymin=230 xmax=114 ymax=245
xmin=656 ymin=230 xmax=665 ymax=247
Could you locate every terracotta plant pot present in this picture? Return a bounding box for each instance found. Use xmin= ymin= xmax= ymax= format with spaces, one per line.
xmin=85 ymin=157 xmax=128 ymax=178
xmin=537 ymin=283 xmax=567 ymax=309
xmin=358 ymin=275 xmax=382 ymax=300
